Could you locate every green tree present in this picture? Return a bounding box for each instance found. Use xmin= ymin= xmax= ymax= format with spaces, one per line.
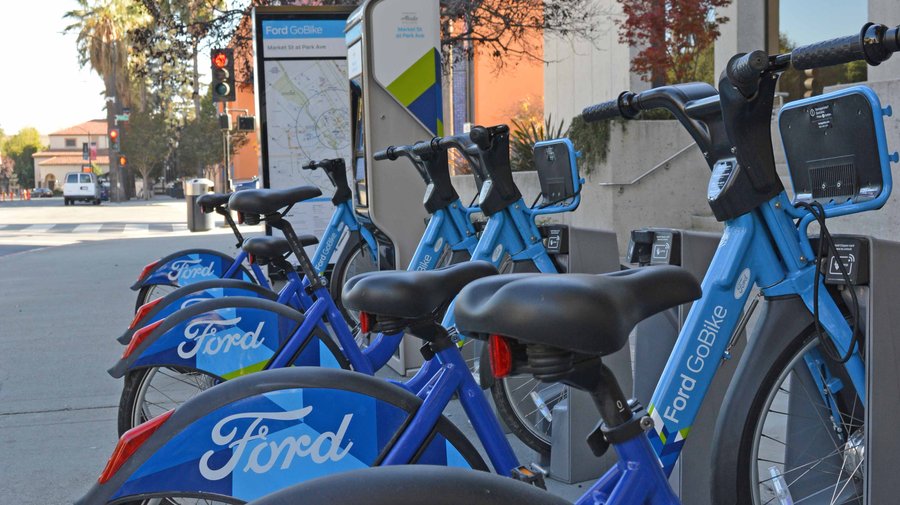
xmin=2 ymin=128 xmax=44 ymax=189
xmin=65 ymin=0 xmax=149 ymax=199
xmin=121 ymin=111 xmax=168 ymax=199
xmin=176 ymin=93 xmax=231 ymax=179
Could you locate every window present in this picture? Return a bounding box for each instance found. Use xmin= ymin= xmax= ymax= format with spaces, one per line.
xmin=80 ymin=174 xmax=92 ymax=183
xmin=65 ymin=138 xmax=77 ymax=147
xmin=66 ymin=174 xmax=79 ymax=184
xmin=773 ymin=0 xmax=867 ymax=102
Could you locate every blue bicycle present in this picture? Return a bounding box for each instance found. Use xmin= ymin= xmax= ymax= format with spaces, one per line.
xmin=129 ymin=159 xmax=380 ymax=314
xmin=113 ymin=149 xmax=479 ymax=434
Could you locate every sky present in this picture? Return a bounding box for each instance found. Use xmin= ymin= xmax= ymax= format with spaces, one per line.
xmin=779 ymin=0 xmax=868 ymax=46
xmin=0 ymin=0 xmax=108 ymax=136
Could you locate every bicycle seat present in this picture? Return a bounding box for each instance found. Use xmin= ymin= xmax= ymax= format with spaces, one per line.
xmin=342 ymin=261 xmax=499 ymax=321
xmin=242 ymin=235 xmax=319 ymax=259
xmin=196 ymin=192 xmax=230 ymax=213
xmin=228 ymin=186 xmax=322 ymax=215
xmin=455 ymin=266 xmax=701 ymax=356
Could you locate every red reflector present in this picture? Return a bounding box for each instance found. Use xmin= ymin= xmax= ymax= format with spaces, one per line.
xmin=359 ymin=312 xmax=372 ymax=333
xmin=237 ymin=212 xmax=245 ymax=225
xmin=489 ymin=334 xmax=512 ymax=378
xmin=137 ymin=260 xmax=160 ymax=283
xmin=99 ymin=409 xmax=174 ymax=484
xmin=123 ymin=320 xmax=164 ymax=358
xmin=129 ymin=298 xmax=164 ymax=329
xmin=248 ymin=254 xmax=255 ymax=264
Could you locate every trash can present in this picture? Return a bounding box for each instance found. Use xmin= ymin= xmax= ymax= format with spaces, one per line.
xmin=184 ymin=178 xmax=214 ymax=232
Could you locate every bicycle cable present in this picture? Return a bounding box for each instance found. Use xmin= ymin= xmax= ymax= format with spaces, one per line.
xmin=794 ymin=200 xmax=862 ymax=364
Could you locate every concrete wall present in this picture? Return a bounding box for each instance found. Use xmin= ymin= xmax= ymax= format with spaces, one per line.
xmin=867 ymin=0 xmax=900 ymax=83
xmin=543 ymin=0 xmax=647 ymax=123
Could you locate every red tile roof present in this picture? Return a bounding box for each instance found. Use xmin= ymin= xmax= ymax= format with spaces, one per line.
xmin=33 ymin=149 xmax=110 ymax=159
xmin=50 ymin=119 xmax=109 ymax=137
xmin=40 ymin=155 xmax=109 ymax=166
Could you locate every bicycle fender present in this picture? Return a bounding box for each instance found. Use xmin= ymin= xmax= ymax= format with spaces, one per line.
xmin=75 ymin=368 xmax=486 ymax=505
xmin=109 ymin=297 xmax=321 ymax=381
xmin=710 ymin=295 xmax=813 ymax=505
xmin=130 ymin=249 xmax=256 ymax=291
xmin=119 ymin=279 xmax=277 ymax=345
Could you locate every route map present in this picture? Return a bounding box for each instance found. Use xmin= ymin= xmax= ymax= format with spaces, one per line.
xmin=263 ymin=59 xmax=351 ymax=239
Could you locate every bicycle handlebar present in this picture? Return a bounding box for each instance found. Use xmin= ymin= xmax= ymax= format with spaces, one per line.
xmin=582 ymin=92 xmax=632 ymax=122
xmin=725 ymin=23 xmax=899 ymax=97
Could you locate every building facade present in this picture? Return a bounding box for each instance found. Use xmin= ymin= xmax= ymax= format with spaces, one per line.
xmin=32 ymin=120 xmax=110 ymax=190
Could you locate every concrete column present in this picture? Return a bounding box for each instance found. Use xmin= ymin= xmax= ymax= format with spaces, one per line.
xmin=714 ymin=0 xmax=767 ymax=82
xmin=867 ymin=0 xmax=900 ymax=83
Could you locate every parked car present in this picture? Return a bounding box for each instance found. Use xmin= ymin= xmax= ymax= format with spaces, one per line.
xmin=32 ymin=187 xmax=53 ymax=198
xmin=63 ymin=172 xmax=101 ymax=206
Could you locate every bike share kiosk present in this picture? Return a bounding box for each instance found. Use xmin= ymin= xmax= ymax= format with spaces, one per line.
xmin=346 ymin=0 xmax=445 ymax=373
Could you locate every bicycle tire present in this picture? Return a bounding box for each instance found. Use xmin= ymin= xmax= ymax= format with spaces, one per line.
xmin=489 ymin=376 xmax=555 ymax=456
xmin=329 ymin=234 xmax=379 ymax=325
xmin=246 ymin=465 xmax=568 ymax=505
xmin=117 ymin=325 xmax=350 ymax=435
xmin=711 ymin=325 xmax=864 ymax=505
xmin=135 ymin=284 xmax=180 ymax=312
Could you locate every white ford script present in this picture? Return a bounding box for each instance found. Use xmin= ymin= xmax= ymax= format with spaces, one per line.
xmin=177 ymin=317 xmax=266 ymax=359
xmin=199 ymin=407 xmax=354 ymax=480
xmin=167 ymin=258 xmax=216 ymax=282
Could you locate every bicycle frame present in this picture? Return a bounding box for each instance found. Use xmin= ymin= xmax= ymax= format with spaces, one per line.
xmin=643 ymin=192 xmax=865 ymax=473
xmin=311 ymin=199 xmax=378 ymax=276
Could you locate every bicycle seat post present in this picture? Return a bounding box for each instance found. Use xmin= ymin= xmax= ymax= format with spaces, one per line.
xmin=268 ymin=215 xmax=326 ymax=291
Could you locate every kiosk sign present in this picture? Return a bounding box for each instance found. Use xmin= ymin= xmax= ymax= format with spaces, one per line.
xmin=253 ymin=7 xmax=354 ymax=243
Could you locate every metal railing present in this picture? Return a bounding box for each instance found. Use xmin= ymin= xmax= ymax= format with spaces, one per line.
xmin=596 ymin=142 xmax=698 ymax=186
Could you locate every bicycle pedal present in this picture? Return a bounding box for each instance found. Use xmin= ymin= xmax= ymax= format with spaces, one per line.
xmin=510 ymin=465 xmax=547 ymax=490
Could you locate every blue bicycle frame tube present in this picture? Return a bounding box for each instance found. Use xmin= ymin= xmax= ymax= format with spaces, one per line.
xmin=646 ymin=193 xmax=865 ymax=474
xmin=310 ymin=201 xmax=377 ymax=275
xmin=220 ymin=251 xmax=272 ymax=290
xmin=574 ymin=432 xmax=680 ymax=505
xmin=381 ymin=344 xmax=519 ymax=475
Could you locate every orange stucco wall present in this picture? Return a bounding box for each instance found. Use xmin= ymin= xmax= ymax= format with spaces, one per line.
xmin=472 ymin=34 xmax=544 ymax=128
xmin=231 ymin=82 xmax=260 ymax=182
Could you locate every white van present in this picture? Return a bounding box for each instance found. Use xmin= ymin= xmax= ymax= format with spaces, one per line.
xmin=63 ymin=172 xmax=101 ymax=206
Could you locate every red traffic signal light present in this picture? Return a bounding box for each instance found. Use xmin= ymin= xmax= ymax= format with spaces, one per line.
xmin=211 ymin=48 xmax=235 ymax=103
xmin=213 ymin=52 xmax=228 ymax=69
xmin=108 ymin=128 xmax=119 ymax=141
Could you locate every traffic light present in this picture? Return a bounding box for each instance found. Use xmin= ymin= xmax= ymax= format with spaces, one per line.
xmin=109 ymin=128 xmax=120 ymax=151
xmin=118 ymin=155 xmax=127 ymax=167
xmin=211 ymin=48 xmax=236 ymax=102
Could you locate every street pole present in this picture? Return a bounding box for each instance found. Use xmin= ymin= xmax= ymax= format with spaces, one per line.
xmin=221 ymin=102 xmax=231 ymax=193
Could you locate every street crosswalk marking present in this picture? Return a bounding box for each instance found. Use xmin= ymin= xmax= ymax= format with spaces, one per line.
xmin=72 ymin=224 xmax=103 ymax=233
xmin=0 ymin=222 xmax=189 ymax=234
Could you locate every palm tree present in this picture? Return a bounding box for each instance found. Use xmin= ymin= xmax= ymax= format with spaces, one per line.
xmin=64 ymin=0 xmax=148 ymax=200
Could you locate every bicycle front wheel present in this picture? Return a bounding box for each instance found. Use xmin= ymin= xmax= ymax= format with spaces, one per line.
xmin=714 ymin=327 xmax=864 ymax=505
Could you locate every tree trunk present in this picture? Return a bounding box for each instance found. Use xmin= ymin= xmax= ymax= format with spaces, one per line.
xmin=650 ymin=0 xmax=667 ymax=88
xmin=192 ymin=42 xmax=201 ymax=118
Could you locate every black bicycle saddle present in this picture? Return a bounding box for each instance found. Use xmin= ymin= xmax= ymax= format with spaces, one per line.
xmin=454 ymin=266 xmax=701 ymax=356
xmin=228 ymin=186 xmax=322 ymax=215
xmin=196 ymin=192 xmax=231 ymax=213
xmin=242 ymin=236 xmax=319 ymax=260
xmin=342 ymin=261 xmax=499 ymax=321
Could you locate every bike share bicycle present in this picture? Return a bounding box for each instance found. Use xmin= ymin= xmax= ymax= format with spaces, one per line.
xmin=244 ymin=22 xmax=900 ymax=505
xmin=126 ymin=158 xmax=379 ymax=314
xmin=110 ymin=147 xmax=481 ymax=434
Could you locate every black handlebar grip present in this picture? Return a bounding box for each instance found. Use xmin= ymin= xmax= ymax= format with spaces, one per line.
xmin=373 ymin=148 xmax=392 ymax=161
xmin=469 ymin=126 xmax=491 ymax=150
xmin=727 ymin=50 xmax=769 ymax=89
xmin=302 ymin=161 xmax=317 ymax=170
xmin=791 ymin=33 xmax=865 ymax=70
xmin=582 ymin=99 xmax=622 ymax=122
